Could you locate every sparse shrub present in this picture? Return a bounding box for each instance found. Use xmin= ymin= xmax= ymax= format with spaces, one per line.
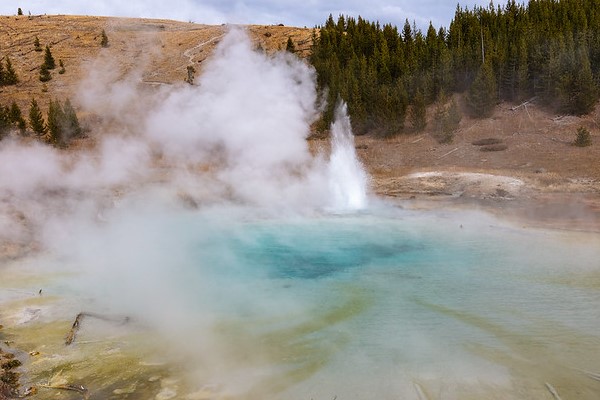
xmin=100 ymin=30 xmax=109 ymax=48
xmin=58 ymin=59 xmax=65 ymax=74
xmin=29 ymin=98 xmax=46 ymax=135
xmin=573 ymin=126 xmax=592 ymax=147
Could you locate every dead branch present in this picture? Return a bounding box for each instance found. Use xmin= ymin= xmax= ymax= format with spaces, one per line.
xmin=544 ymin=382 xmax=563 ymax=400
xmin=40 ymin=384 xmax=89 ymax=400
xmin=65 ymin=312 xmax=130 ymax=345
xmin=438 ymin=147 xmax=459 ymax=159
xmin=511 ymin=97 xmax=537 ymax=111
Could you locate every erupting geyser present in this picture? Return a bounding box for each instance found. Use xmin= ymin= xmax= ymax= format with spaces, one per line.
xmin=328 ymin=102 xmax=368 ymax=211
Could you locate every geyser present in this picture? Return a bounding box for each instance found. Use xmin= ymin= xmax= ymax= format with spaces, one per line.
xmin=328 ymin=102 xmax=369 ymax=211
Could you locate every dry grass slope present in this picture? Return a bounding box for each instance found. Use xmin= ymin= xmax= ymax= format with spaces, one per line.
xmin=0 ymin=14 xmax=312 ymax=112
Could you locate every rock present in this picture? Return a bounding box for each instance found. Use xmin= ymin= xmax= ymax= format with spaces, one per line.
xmin=156 ymin=388 xmax=177 ymax=400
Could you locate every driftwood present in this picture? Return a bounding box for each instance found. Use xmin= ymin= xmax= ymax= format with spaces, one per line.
xmin=544 ymin=382 xmax=563 ymax=400
xmin=65 ymin=312 xmax=130 ymax=345
xmin=40 ymin=384 xmax=89 ymax=400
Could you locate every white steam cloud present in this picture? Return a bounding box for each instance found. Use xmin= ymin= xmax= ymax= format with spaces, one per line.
xmin=0 ymin=26 xmax=369 ymax=397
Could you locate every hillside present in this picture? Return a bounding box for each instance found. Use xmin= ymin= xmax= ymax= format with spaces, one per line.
xmin=0 ymin=14 xmax=312 ymax=110
xmin=1 ymin=14 xmax=599 ymax=227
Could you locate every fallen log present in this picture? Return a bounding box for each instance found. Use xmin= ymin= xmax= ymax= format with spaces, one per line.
xmin=65 ymin=312 xmax=130 ymax=345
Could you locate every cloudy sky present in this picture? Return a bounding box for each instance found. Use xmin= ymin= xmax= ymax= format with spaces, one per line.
xmin=1 ymin=1 xmax=507 ymax=30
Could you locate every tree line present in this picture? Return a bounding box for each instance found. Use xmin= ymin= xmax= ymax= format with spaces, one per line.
xmin=0 ymin=98 xmax=82 ymax=147
xmin=310 ymin=0 xmax=600 ymax=136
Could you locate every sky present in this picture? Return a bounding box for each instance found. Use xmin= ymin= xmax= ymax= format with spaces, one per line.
xmin=2 ymin=1 xmax=509 ymax=31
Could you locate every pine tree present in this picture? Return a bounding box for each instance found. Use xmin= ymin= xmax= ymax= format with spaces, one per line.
xmin=574 ymin=126 xmax=592 ymax=147
xmin=17 ymin=8 xmax=23 ymax=16
xmin=410 ymin=89 xmax=427 ymax=131
xmin=47 ymin=99 xmax=65 ymax=146
xmin=62 ymin=98 xmax=82 ymax=139
xmin=0 ymin=105 xmax=10 ymax=139
xmin=286 ymin=36 xmax=296 ymax=53
xmin=569 ymin=46 xmax=598 ymax=115
xmin=3 ymin=57 xmax=19 ymax=85
xmin=100 ymin=30 xmax=109 ymax=48
xmin=433 ymin=94 xmax=461 ymax=143
xmin=44 ymin=45 xmax=56 ymax=69
xmin=29 ymin=98 xmax=46 ymax=135
xmin=39 ymin=63 xmax=51 ymax=82
xmin=467 ymin=62 xmax=497 ymax=117
xmin=9 ymin=101 xmax=26 ymax=132
xmin=34 ymin=36 xmax=42 ymax=52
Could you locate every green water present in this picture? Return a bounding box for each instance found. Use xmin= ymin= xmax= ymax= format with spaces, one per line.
xmin=2 ymin=206 xmax=600 ymax=399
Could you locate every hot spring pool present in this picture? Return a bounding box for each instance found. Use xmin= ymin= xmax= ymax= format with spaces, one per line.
xmin=2 ymin=205 xmax=600 ymax=399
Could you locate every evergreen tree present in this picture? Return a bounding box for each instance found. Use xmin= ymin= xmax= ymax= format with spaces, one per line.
xmin=39 ymin=63 xmax=51 ymax=82
xmin=574 ymin=126 xmax=592 ymax=147
xmin=100 ymin=30 xmax=109 ymax=48
xmin=0 ymin=105 xmax=10 ymax=139
xmin=47 ymin=99 xmax=65 ymax=146
xmin=62 ymin=98 xmax=82 ymax=139
xmin=286 ymin=36 xmax=296 ymax=53
xmin=43 ymin=45 xmax=56 ymax=69
xmin=3 ymin=57 xmax=18 ymax=85
xmin=58 ymin=59 xmax=65 ymax=74
xmin=467 ymin=62 xmax=497 ymax=117
xmin=9 ymin=101 xmax=26 ymax=132
xmin=410 ymin=89 xmax=427 ymax=131
xmin=34 ymin=36 xmax=42 ymax=52
xmin=569 ymin=46 xmax=598 ymax=115
xmin=433 ymin=94 xmax=461 ymax=143
xmin=18 ymin=8 xmax=23 ymax=16
xmin=29 ymin=98 xmax=46 ymax=135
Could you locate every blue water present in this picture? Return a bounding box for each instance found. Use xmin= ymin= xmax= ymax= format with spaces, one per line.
xmin=111 ymin=205 xmax=598 ymax=399
xmin=13 ymin=205 xmax=599 ymax=399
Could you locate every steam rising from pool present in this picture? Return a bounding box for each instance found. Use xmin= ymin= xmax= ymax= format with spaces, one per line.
xmin=1 ymin=27 xmax=600 ymax=400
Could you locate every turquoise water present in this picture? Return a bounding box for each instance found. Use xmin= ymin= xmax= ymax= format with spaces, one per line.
xmin=4 ymin=205 xmax=600 ymax=399
xmin=105 ymin=205 xmax=599 ymax=399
